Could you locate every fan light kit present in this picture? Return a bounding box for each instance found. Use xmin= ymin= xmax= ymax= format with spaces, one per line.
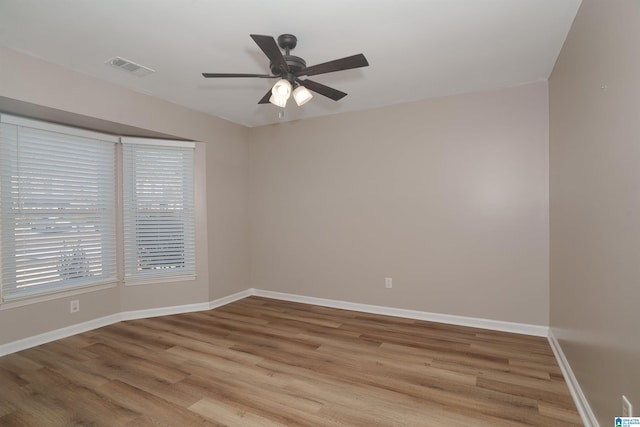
xmin=203 ymin=34 xmax=369 ymax=109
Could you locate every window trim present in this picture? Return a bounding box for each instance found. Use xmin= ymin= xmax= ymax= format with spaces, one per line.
xmin=121 ymin=137 xmax=195 ymax=149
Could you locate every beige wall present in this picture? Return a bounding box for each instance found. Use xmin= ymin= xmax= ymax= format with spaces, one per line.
xmin=0 ymin=46 xmax=250 ymax=344
xmin=1 ymin=41 xmax=551 ymax=360
xmin=206 ymin=133 xmax=250 ymax=299
xmin=249 ymin=82 xmax=550 ymax=325
xmin=549 ymin=0 xmax=640 ymax=424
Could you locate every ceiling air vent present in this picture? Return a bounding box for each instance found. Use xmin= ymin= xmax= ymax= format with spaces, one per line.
xmin=106 ymin=56 xmax=155 ymax=77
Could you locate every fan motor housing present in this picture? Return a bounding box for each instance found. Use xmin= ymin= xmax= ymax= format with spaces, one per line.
xmin=270 ymin=55 xmax=306 ymax=75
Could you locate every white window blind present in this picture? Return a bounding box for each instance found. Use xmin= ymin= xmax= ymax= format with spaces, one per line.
xmin=122 ymin=138 xmax=195 ymax=282
xmin=0 ymin=115 xmax=117 ymax=302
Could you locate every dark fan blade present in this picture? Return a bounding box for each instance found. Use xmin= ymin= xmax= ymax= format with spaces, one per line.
xmin=202 ymin=73 xmax=277 ymax=78
xmin=250 ymin=34 xmax=289 ymax=74
xmin=296 ymin=54 xmax=369 ymax=77
xmin=298 ymin=79 xmax=347 ymax=101
xmin=258 ymin=89 xmax=272 ymax=104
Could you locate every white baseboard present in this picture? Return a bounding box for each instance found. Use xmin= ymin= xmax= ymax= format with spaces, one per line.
xmin=0 ymin=287 xmax=548 ymax=357
xmin=548 ymin=329 xmax=599 ymax=427
xmin=251 ymin=289 xmax=549 ymax=337
xmin=119 ymin=289 xmax=252 ymax=321
xmin=120 ymin=302 xmax=211 ymax=322
xmin=0 ymin=289 xmax=250 ymax=357
xmin=209 ymin=288 xmax=254 ymax=310
xmin=0 ymin=313 xmax=121 ymax=357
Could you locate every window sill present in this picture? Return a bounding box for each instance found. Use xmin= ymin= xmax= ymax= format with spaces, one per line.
xmin=124 ymin=274 xmax=196 ymax=287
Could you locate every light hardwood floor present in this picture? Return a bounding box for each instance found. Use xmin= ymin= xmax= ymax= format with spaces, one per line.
xmin=0 ymin=296 xmax=582 ymax=426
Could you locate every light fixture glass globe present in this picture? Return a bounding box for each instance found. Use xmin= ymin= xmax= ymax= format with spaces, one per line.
xmin=272 ymin=79 xmax=292 ymax=98
xmin=293 ymin=85 xmax=313 ymax=106
xmin=269 ymin=93 xmax=287 ymax=108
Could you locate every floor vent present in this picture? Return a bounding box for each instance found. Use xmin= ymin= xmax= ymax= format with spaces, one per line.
xmin=106 ymin=56 xmax=155 ymax=77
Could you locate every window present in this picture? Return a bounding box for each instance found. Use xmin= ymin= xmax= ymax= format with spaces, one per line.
xmin=0 ymin=115 xmax=117 ymax=302
xmin=0 ymin=116 xmax=197 ymax=303
xmin=122 ymin=138 xmax=195 ymax=283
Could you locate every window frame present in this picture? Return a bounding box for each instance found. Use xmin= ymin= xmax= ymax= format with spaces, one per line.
xmin=0 ymin=115 xmax=119 ymax=303
xmin=120 ymin=137 xmax=196 ymax=285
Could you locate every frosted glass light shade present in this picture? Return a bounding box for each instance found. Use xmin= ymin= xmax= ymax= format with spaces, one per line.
xmin=269 ymin=79 xmax=292 ymax=108
xmin=272 ymin=79 xmax=292 ymax=98
xmin=269 ymin=93 xmax=288 ymax=108
xmin=293 ymin=85 xmax=313 ymax=106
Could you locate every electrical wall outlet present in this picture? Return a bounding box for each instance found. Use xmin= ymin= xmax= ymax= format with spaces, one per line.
xmin=622 ymin=395 xmax=633 ymax=417
xmin=70 ymin=299 xmax=80 ymax=313
xmin=385 ymin=277 xmax=393 ymax=288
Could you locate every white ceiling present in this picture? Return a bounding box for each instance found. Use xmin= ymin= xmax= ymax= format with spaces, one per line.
xmin=0 ymin=0 xmax=581 ymax=128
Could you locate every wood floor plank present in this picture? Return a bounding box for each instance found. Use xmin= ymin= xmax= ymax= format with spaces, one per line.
xmin=189 ymin=398 xmax=287 ymax=427
xmin=0 ymin=411 xmax=40 ymax=426
xmin=176 ymin=370 xmax=326 ymax=426
xmin=20 ymin=367 xmax=139 ymax=426
xmin=17 ymin=347 xmax=110 ymax=390
xmin=538 ymin=400 xmax=585 ymax=424
xmin=98 ymin=379 xmax=217 ymax=426
xmin=0 ymin=296 xmax=582 ymax=426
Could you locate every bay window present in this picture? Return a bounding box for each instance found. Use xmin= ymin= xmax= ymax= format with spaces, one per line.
xmin=0 ymin=115 xmax=195 ymax=303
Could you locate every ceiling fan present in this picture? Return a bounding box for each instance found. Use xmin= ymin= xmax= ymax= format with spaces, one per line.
xmin=202 ymin=34 xmax=369 ymax=108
